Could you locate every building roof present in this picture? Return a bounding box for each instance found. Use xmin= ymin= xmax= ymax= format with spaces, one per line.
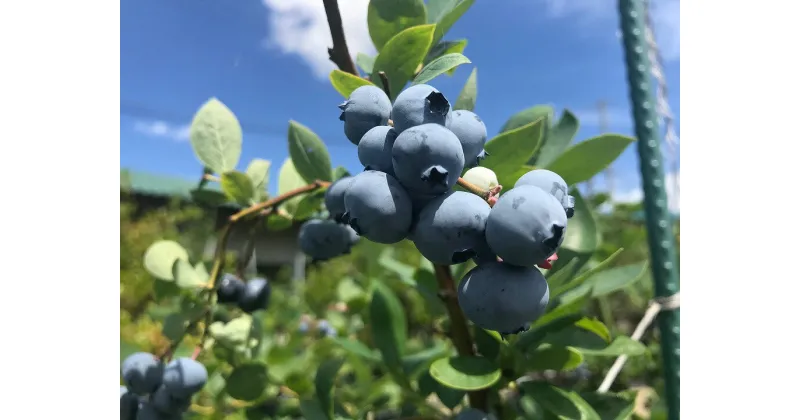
xmin=120 ymin=169 xmax=230 ymax=204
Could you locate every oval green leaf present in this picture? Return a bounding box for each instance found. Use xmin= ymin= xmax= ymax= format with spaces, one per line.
xmin=226 ymin=362 xmax=269 ymax=401
xmin=560 ymin=189 xmax=598 ymax=255
xmin=424 ymin=40 xmax=468 ymax=76
xmin=266 ymin=211 xmax=293 ymax=231
xmin=356 ymin=53 xmax=375 ymax=75
xmin=371 ymin=24 xmax=436 ymax=100
xmin=520 ymin=382 xmax=601 ymax=420
xmin=545 ymin=134 xmax=635 ymax=185
xmin=427 ymin=0 xmax=475 ymax=45
xmin=276 ymin=158 xmax=308 ymax=215
xmin=245 ymin=158 xmax=271 ymax=192
xmin=429 ymin=356 xmax=501 ymax=391
xmin=330 ymin=337 xmax=381 ymax=363
xmin=367 ymin=0 xmax=428 ymax=51
xmin=221 ymin=171 xmax=255 ymax=206
xmin=500 ymin=105 xmax=554 ymax=133
xmin=189 ymin=98 xmax=243 ymax=174
xmin=578 ymin=336 xmax=647 ymax=357
xmin=143 ymin=240 xmax=189 ymax=281
xmin=172 ymin=259 xmax=206 ymax=289
xmin=401 ymin=341 xmax=450 ymax=377
xmin=453 ymin=67 xmax=477 ymax=111
xmin=288 ymin=121 xmax=332 ymax=183
xmin=190 ymin=189 xmax=229 ymax=206
xmin=553 ymin=248 xmax=624 ymax=296
xmin=369 ymin=283 xmax=407 ymax=370
xmin=161 ymin=313 xmax=187 ymax=342
xmin=481 ymin=119 xmax=546 ymax=187
xmin=526 ymin=344 xmax=584 ymax=371
xmin=412 ymin=53 xmax=471 ymax=84
xmin=294 ymin=189 xmax=326 ymax=220
xmin=329 ymin=69 xmax=376 ymax=98
xmin=315 ymin=359 xmax=344 ymax=419
xmin=533 ymin=109 xmax=579 ymax=167
xmin=559 ymin=261 xmax=650 ymax=305
xmin=333 ymin=166 xmax=351 ymax=181
xmin=514 ymin=314 xmax=584 ymax=352
xmin=580 ymin=393 xmax=636 ymax=420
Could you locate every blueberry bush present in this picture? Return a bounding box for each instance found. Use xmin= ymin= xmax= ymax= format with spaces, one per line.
xmin=121 ymin=1 xmax=656 ymax=418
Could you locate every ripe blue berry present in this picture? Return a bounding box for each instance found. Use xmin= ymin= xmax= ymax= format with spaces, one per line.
xmin=151 ymin=385 xmax=191 ymax=415
xmin=324 ymin=176 xmax=354 ymax=223
xmin=216 ymin=273 xmax=244 ymax=304
xmin=358 ymin=125 xmax=398 ymax=175
xmin=485 ymin=185 xmax=568 ymax=267
xmin=514 ymin=169 xmax=575 ymax=218
xmin=391 ymin=84 xmax=451 ymax=133
xmin=299 ymin=219 xmax=352 ymax=260
xmin=120 ymin=386 xmax=139 ymax=420
xmin=392 ymin=123 xmax=465 ymax=197
xmin=446 ymin=110 xmax=488 ymax=167
xmin=457 ymin=261 xmax=550 ymax=334
xmin=411 ymin=191 xmax=492 ymax=265
xmin=339 ymin=85 xmax=391 ymax=145
xmin=121 ymin=352 xmax=164 ymax=395
xmin=162 ymin=357 xmax=208 ymax=398
xmin=238 ymin=277 xmax=271 ymax=314
xmin=342 ymin=170 xmax=413 ymax=244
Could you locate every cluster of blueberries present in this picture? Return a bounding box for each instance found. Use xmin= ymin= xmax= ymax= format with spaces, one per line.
xmin=298 ymin=318 xmax=338 ymax=338
xmin=120 ymin=352 xmax=208 ymax=419
xmin=216 ymin=273 xmax=271 ymax=313
xmin=298 ymin=83 xmax=575 ymax=336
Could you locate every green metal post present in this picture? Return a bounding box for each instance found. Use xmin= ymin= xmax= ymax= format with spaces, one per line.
xmin=616 ymin=1 xmax=680 ymax=419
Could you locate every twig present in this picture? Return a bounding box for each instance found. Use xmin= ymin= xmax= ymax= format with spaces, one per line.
xmin=322 ymin=0 xmax=358 ymax=75
xmin=229 ymin=181 xmax=329 ymax=223
xmin=378 ymin=71 xmax=391 ymax=98
xmin=433 ymin=265 xmax=489 ymax=412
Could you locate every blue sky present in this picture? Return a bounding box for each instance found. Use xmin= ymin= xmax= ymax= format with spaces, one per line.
xmin=121 ymin=0 xmax=680 ymax=210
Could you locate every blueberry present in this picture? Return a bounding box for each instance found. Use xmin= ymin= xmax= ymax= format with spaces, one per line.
xmin=514 ymin=169 xmax=575 ymax=218
xmin=324 ymin=176 xmax=354 ymax=222
xmin=339 ymin=85 xmax=391 ymax=145
xmin=121 ymin=386 xmax=140 ymax=420
xmin=358 ymin=125 xmax=398 ymax=175
xmin=342 ymin=170 xmax=413 ymax=244
xmin=411 ymin=191 xmax=492 ymax=265
xmin=162 ymin=357 xmax=208 ymax=398
xmin=485 ymin=185 xmax=568 ymax=267
xmin=446 ymin=110 xmax=488 ymax=167
xmin=151 ymin=385 xmax=191 ymax=415
xmin=457 ymin=261 xmax=550 ymax=334
xmin=298 ymin=219 xmax=351 ymax=260
xmin=216 ymin=273 xmax=245 ymax=304
xmin=391 ymin=84 xmax=451 ymax=134
xmin=238 ymin=277 xmax=271 ymax=314
xmin=121 ymin=352 xmax=164 ymax=395
xmin=136 ymin=401 xmax=181 ymax=420
xmin=344 ymin=224 xmax=360 ymax=246
xmin=392 ymin=123 xmax=465 ymax=197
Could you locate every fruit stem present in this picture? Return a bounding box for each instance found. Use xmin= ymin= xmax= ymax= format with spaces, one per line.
xmin=456 ymin=178 xmax=502 ymax=207
xmin=229 ymin=180 xmax=330 ymax=223
xmin=432 ymin=264 xmax=489 ymax=412
xmin=321 ymin=0 xmax=359 ymax=76
xmin=377 ymin=71 xmax=391 ymax=98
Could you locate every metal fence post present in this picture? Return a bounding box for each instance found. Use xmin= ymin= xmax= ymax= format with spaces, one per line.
xmin=616 ymin=1 xmax=681 ymax=419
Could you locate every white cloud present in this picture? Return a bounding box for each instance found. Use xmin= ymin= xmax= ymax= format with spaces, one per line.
xmin=133 ymin=120 xmax=190 ymax=141
xmin=541 ymin=0 xmax=680 ymax=61
xmin=612 ymin=170 xmax=680 ymax=212
xmin=261 ymin=0 xmax=375 ymax=80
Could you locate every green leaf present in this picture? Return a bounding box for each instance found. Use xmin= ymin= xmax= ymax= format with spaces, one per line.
xmin=299 ymin=399 xmax=329 ymax=420
xmin=401 ymin=341 xmax=451 ymax=377
xmin=190 ymin=189 xmax=229 ymax=206
xmin=211 ymin=315 xmax=254 ymax=345
xmin=294 ymin=189 xmax=326 ymax=220
xmin=537 ymin=288 xmax=593 ymax=327
xmin=521 ymin=382 xmax=601 ymax=420
xmin=553 ymin=248 xmax=624 ymax=296
xmin=288 ymin=121 xmax=332 ymax=183
xmin=368 ymin=0 xmax=428 ymax=51
xmin=544 ymin=323 xmax=645 ymax=357
xmin=277 ymin=158 xmax=309 ymax=215
xmin=560 ymin=189 xmax=598 ymax=254
xmin=330 ymin=337 xmax=382 ymax=362
xmin=545 ymin=134 xmax=635 ymax=185
xmin=226 ymin=362 xmax=269 ymax=401
xmin=194 ymin=262 xmax=210 ymax=284
xmin=143 ymin=240 xmax=189 ymax=281
xmin=473 ymin=327 xmax=501 ymax=361
xmin=266 ymin=211 xmax=293 ymax=231
xmin=377 ymin=251 xmax=417 ymax=287
xmin=161 ymin=313 xmax=187 ymax=342
xmin=427 ymin=0 xmax=475 ymax=45
xmin=514 ymin=314 xmax=583 ymax=351
xmin=453 ymin=67 xmax=477 ymax=111
xmin=580 ymin=392 xmax=636 ymax=420
xmin=332 ymin=166 xmax=351 ymax=181
xmin=172 ymin=259 xmax=207 ymax=289
xmin=429 ymin=356 xmax=501 ymax=391
xmin=559 ymin=261 xmax=650 ymax=305
xmin=315 ymin=359 xmax=344 ymax=419
xmin=189 ymin=98 xmax=243 ymax=174
xmin=526 ymin=344 xmax=584 ymax=371
xmin=574 ymin=318 xmax=611 ymax=343
xmin=481 ymin=119 xmax=546 ymax=187
xmin=412 ymin=53 xmax=471 ymax=84
xmin=424 ymin=40 xmax=468 ymax=76
xmin=371 ymin=24 xmax=436 ymax=100
xmin=246 ymin=158 xmax=271 ymax=192
xmin=329 ymin=69 xmax=376 ymax=98
xmin=500 ymin=105 xmax=554 ymax=133
xmin=369 ymin=282 xmax=407 ymax=371
xmin=579 ymin=336 xmax=647 ymax=357
xmin=418 ymin=371 xmax=466 ymax=409
xmin=221 ymin=171 xmax=255 ymax=206
xmin=120 ymin=338 xmax=142 ymax=363
xmin=533 ymin=109 xmax=579 ymax=167
xmin=356 ymin=53 xmax=375 ymax=75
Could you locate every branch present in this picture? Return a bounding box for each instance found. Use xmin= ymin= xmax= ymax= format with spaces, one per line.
xmin=378 ymin=71 xmax=391 ymax=98
xmin=322 ymin=0 xmax=359 ymax=76
xmin=230 ymin=180 xmax=330 ymax=223
xmin=433 ymin=264 xmax=489 ymax=412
